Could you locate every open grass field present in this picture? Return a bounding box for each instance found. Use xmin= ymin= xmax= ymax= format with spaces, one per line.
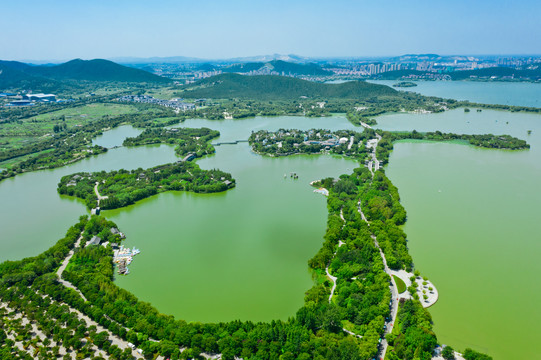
xmin=393 ymin=275 xmax=407 ymax=294
xmin=0 ymin=103 xmax=141 ymax=150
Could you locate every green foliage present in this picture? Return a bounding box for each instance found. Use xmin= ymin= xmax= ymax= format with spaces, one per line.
xmin=180 ymin=73 xmax=397 ymax=100
xmin=0 ymin=101 xmax=179 ymax=183
xmin=393 ymin=82 xmax=418 ymax=88
xmin=249 ymin=128 xmax=370 ymax=161
xmin=346 ymin=111 xmax=377 ymax=126
xmin=0 ymin=58 xmax=170 ymax=86
xmin=387 ymin=300 xmax=437 ymax=360
xmin=0 ymin=217 xmax=87 ymax=286
xmin=123 ymin=127 xmax=219 ymax=158
xmin=442 ymin=345 xmax=455 ymax=359
xmin=58 ymin=161 xmax=235 ymax=210
xmin=463 ymin=348 xmax=493 ymax=360
xmin=393 ymin=130 xmax=530 ymax=150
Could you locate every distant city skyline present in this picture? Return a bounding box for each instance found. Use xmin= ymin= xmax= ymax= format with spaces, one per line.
xmin=2 ymin=0 xmax=541 ymax=61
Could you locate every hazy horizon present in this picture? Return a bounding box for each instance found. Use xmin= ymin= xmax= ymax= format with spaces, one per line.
xmin=2 ymin=0 xmax=540 ymax=61
xmin=7 ymin=52 xmax=541 ymax=65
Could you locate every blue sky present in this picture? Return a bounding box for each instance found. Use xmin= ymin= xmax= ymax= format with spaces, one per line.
xmin=2 ymin=0 xmax=540 ymax=61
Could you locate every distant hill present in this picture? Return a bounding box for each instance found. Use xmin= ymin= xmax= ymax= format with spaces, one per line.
xmin=0 ymin=60 xmax=33 ymax=72
xmin=0 ymin=59 xmax=171 ymax=90
xmin=222 ymin=60 xmax=332 ymax=76
xmin=180 ymin=73 xmax=396 ymax=100
xmin=26 ymin=59 xmax=171 ymax=83
xmin=111 ymin=55 xmax=204 ymax=64
xmin=0 ymin=63 xmax=62 ymax=91
xmin=111 ymin=53 xmax=309 ymax=65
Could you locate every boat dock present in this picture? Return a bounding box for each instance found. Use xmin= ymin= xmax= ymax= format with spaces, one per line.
xmin=113 ymin=246 xmax=141 ymax=275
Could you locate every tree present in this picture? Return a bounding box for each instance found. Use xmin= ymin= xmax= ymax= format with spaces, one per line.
xmin=442 ymin=345 xmax=455 ymax=360
xmin=321 ymin=305 xmax=342 ymax=333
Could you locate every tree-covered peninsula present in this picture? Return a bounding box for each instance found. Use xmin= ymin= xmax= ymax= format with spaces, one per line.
xmin=392 ymin=82 xmax=417 ymax=88
xmin=249 ymin=128 xmax=529 ymax=162
xmin=249 ymin=129 xmax=371 ymax=160
xmin=392 ymin=130 xmax=530 ymax=150
xmin=122 ymin=127 xmax=219 ymax=159
xmin=58 ymin=161 xmax=235 ymax=210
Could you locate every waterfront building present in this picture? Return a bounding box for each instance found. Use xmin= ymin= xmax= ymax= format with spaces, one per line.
xmin=23 ymin=93 xmax=56 ymax=102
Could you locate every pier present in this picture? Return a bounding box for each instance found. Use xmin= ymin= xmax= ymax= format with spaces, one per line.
xmin=113 ymin=246 xmax=141 ymax=275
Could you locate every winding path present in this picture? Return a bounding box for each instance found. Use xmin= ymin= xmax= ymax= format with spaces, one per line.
xmin=359 ymin=131 xmax=399 ymax=359
xmin=54 ymin=228 xmax=144 ymax=358
xmin=94 ymin=181 xmax=108 ymax=206
xmin=358 ymin=200 xmax=398 ymax=359
xmin=56 ymin=231 xmax=88 ymax=302
xmin=326 ymin=209 xmax=346 ymax=302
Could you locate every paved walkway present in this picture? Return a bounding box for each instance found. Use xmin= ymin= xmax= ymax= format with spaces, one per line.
xmin=56 ymin=232 xmax=88 ymax=302
xmin=94 ymin=181 xmax=108 ymax=207
xmin=389 ymin=269 xmax=439 ymax=307
xmin=326 ymin=209 xmax=346 ymax=302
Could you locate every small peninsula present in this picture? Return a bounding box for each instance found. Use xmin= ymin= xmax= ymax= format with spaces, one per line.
xmin=58 ymin=161 xmax=235 ymax=210
xmin=393 ymin=81 xmax=418 ymax=88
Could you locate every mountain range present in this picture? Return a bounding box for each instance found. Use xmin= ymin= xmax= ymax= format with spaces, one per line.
xmin=0 ymin=59 xmax=170 ymax=90
xmin=198 ymin=60 xmax=331 ymax=76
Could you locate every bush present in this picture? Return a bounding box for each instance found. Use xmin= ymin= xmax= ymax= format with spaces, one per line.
xmin=442 ymin=345 xmax=455 ymax=360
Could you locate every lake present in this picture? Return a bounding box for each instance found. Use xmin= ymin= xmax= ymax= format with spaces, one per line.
xmin=0 ymin=117 xmax=359 ymax=323
xmin=369 ymin=79 xmax=541 ymax=108
xmin=374 ymin=83 xmax=541 ymax=359
xmin=0 ymin=81 xmax=539 ymax=358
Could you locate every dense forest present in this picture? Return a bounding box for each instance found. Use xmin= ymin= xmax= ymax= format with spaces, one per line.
xmin=122 ymin=127 xmax=219 ymax=158
xmin=179 ymin=73 xmax=397 ymax=100
xmin=249 ymin=128 xmax=370 ymax=160
xmin=58 ymin=161 xmax=235 ymax=210
xmin=392 ymin=130 xmax=530 ymax=150
xmin=249 ymin=128 xmax=529 ymax=170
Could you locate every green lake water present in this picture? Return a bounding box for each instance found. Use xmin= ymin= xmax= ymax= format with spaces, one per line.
xmin=109 ymin=116 xmax=360 ymax=322
xmin=1 ymin=81 xmax=540 ymax=358
xmin=376 ymin=108 xmax=541 ymax=359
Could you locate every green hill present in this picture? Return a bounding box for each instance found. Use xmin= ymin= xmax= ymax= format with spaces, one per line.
xmin=0 ymin=60 xmax=33 ymax=72
xmin=0 ymin=63 xmax=62 ymax=91
xmin=222 ymin=60 xmax=332 ymax=76
xmin=27 ymin=59 xmax=171 ymax=83
xmin=180 ymin=73 xmax=396 ymax=100
xmin=0 ymin=59 xmax=171 ymax=90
